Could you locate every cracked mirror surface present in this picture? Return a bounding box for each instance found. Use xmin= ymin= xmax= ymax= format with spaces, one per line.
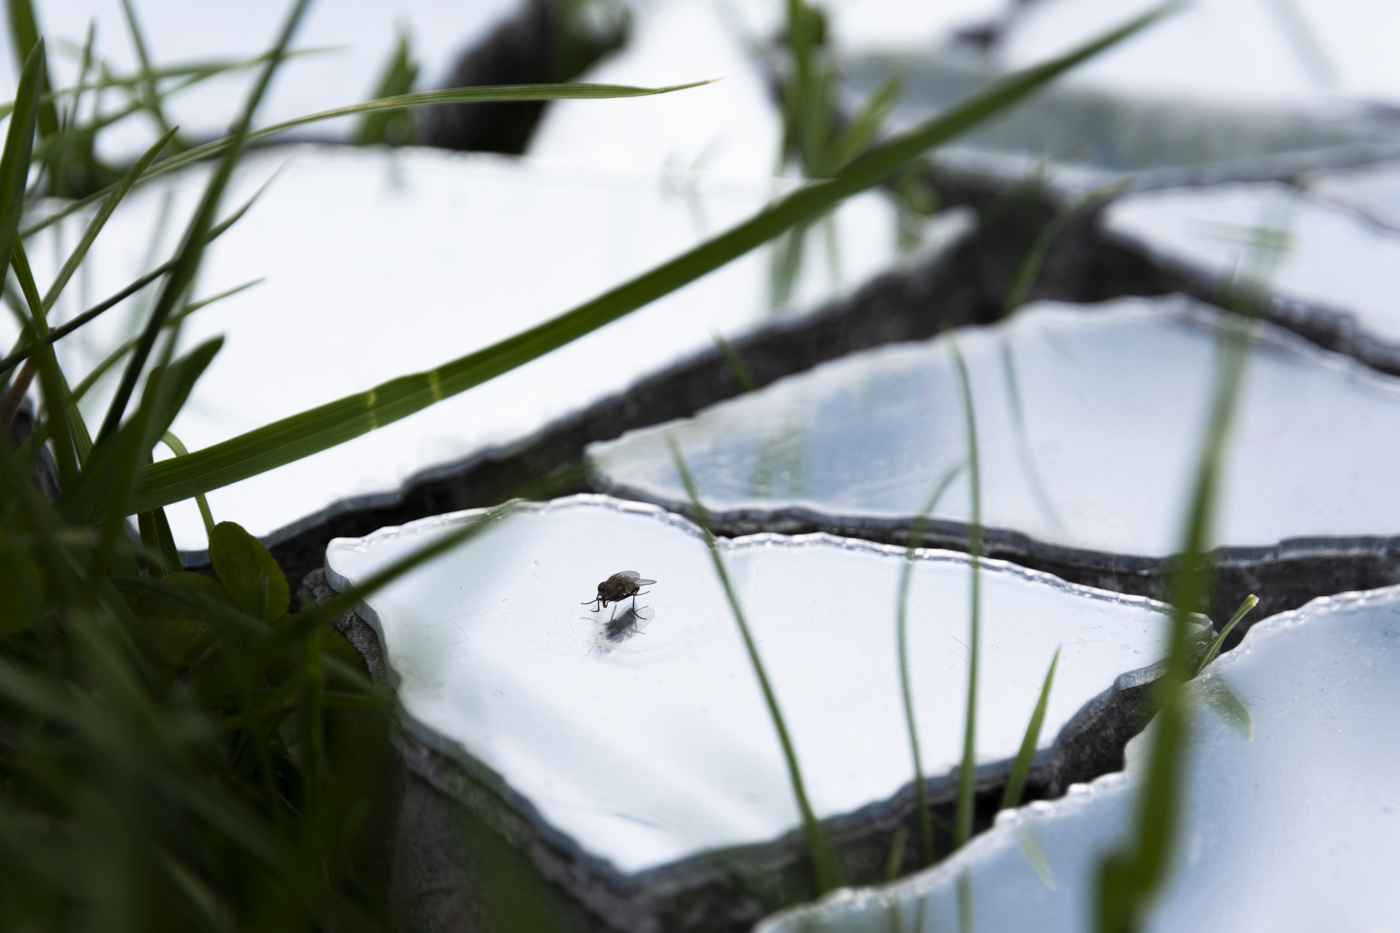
xmin=758 ymin=584 xmax=1400 ymax=933
xmin=324 ymin=496 xmax=1175 ymax=876
xmin=591 ymin=295 xmax=1400 ymax=557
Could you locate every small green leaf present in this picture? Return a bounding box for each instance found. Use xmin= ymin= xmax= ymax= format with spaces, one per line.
xmin=1016 ymin=822 xmax=1056 ymax=891
xmin=133 ymin=572 xmax=232 ymax=666
xmin=1194 ymin=673 xmax=1254 ymax=741
xmin=0 ymin=547 xmax=43 ymax=633
xmin=209 ymin=522 xmax=288 ymax=622
xmin=318 ymin=623 xmax=368 ymax=677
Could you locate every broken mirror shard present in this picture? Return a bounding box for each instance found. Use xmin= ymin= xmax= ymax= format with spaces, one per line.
xmin=324 ymin=496 xmax=1179 ymax=883
xmin=16 ymin=145 xmax=962 ymax=553
xmin=843 ymin=51 xmax=1400 ymax=196
xmin=1104 ymin=180 xmax=1400 ymax=369
xmin=1000 ymin=0 xmax=1400 ymax=111
xmin=757 ymin=584 xmax=1400 ymax=933
xmin=589 ymin=294 xmax=1400 ymax=560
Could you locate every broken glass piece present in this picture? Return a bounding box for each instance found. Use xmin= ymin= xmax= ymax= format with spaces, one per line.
xmin=590 ymin=294 xmax=1400 ymax=557
xmin=324 ymin=495 xmax=1177 ymax=877
xmin=843 ymin=51 xmax=1400 ymax=196
xmin=1105 ymin=181 xmax=1400 ymax=346
xmin=1001 ymin=0 xmax=1400 ymax=111
xmin=758 ymin=583 xmax=1400 ymax=933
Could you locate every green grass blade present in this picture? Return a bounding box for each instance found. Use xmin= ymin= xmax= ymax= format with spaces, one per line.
xmin=949 ymin=334 xmax=983 ymax=850
xmin=999 ymin=646 xmax=1060 ymax=811
xmin=9 ymin=239 xmax=81 ymax=482
xmin=128 ymin=8 xmax=1169 ymax=515
xmin=669 ymin=436 xmax=844 ymax=894
xmin=0 ymin=40 xmax=43 ymax=282
xmin=94 ymin=0 xmax=310 ymax=445
xmin=136 ymin=502 xmax=181 ymax=574
xmin=119 ymin=0 xmax=180 ymax=145
xmin=1195 ymin=593 xmax=1257 ymax=676
xmin=898 ymin=460 xmax=965 ymax=866
xmin=20 ymin=79 xmax=717 ymax=238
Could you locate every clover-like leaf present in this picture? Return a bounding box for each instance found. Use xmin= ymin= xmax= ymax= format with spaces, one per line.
xmin=133 ymin=572 xmax=232 ymax=666
xmin=209 ymin=521 xmax=289 ymax=622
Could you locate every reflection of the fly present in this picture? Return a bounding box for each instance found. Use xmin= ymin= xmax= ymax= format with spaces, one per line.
xmin=600 ymin=604 xmax=655 ymax=644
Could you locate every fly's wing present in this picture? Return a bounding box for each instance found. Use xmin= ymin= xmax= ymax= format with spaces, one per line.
xmin=634 ymin=578 xmax=657 ymax=586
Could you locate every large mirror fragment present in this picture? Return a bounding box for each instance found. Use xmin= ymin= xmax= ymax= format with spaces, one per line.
xmin=324 ymin=496 xmax=1186 ymax=926
xmin=758 ymin=584 xmax=1400 ymax=933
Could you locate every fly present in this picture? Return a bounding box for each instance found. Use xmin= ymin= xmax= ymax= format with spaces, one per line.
xmin=583 ymin=571 xmax=656 ymax=616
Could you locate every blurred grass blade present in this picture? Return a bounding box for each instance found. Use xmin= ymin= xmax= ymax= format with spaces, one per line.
xmin=129 ymin=7 xmax=1170 ymax=514
xmin=22 ymin=79 xmax=718 ymax=238
xmin=354 ymin=28 xmax=419 ymax=146
xmin=831 ymin=75 xmax=902 ymax=171
xmin=1 ymin=176 xmax=275 ymax=379
xmin=999 ymin=646 xmax=1059 ymax=811
xmin=1195 ymin=593 xmax=1257 ymax=676
xmin=713 ymin=332 xmax=757 ymax=392
xmin=884 ymin=825 xmax=909 ymax=882
xmin=1095 ymin=295 xmax=1260 ymax=933
xmin=1000 ymin=178 xmax=1130 ymax=317
xmin=898 ymin=460 xmax=964 ymax=866
xmin=669 ymin=435 xmax=844 ymax=894
xmin=42 ymin=126 xmax=179 ymax=312
xmin=999 ymin=338 xmax=1063 ymax=533
xmin=161 ymin=430 xmax=216 ymax=542
xmin=67 ymin=280 xmax=261 ymax=407
xmin=949 ymin=334 xmax=983 ymax=849
xmin=119 ymin=0 xmax=180 ymax=145
xmin=0 ymin=45 xmax=340 ymax=121
xmin=956 ymin=869 xmax=974 ymax=933
xmin=4 ymin=0 xmax=59 ymax=139
xmin=94 ymin=0 xmax=310 ymax=445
